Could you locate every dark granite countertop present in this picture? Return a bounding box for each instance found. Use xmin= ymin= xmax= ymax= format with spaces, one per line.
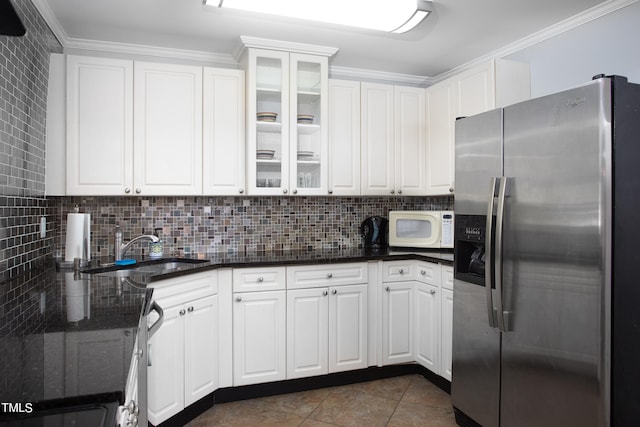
xmin=0 ymin=248 xmax=452 ymax=420
xmin=0 ymin=261 xmax=152 ymax=420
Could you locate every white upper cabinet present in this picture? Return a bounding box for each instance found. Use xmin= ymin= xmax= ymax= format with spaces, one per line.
xmin=328 ymin=79 xmax=361 ymax=196
xmin=394 ymin=86 xmax=427 ymax=196
xmin=426 ymin=59 xmax=530 ymax=195
xmin=66 ymin=55 xmax=134 ymax=195
xmin=241 ymin=45 xmax=330 ymax=196
xmin=361 ymin=83 xmax=395 ymax=195
xmin=134 ymin=62 xmax=203 ymax=195
xmin=202 ymin=68 xmax=246 ymax=195
xmin=361 ymin=83 xmax=426 ymax=196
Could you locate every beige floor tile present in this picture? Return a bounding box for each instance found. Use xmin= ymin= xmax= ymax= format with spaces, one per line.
xmin=299 ymin=419 xmax=341 ymax=427
xmin=387 ymin=401 xmax=457 ymax=427
xmin=248 ymin=388 xmax=332 ymax=417
xmin=186 ymin=400 xmax=304 ymax=427
xmin=309 ymin=388 xmax=398 ymax=427
xmin=339 ymin=375 xmax=414 ymax=401
xmin=401 ymin=376 xmax=452 ymax=410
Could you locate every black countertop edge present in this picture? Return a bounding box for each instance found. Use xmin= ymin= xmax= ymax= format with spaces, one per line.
xmin=0 ymin=392 xmax=122 ymax=421
xmin=77 ymin=248 xmax=454 ymax=283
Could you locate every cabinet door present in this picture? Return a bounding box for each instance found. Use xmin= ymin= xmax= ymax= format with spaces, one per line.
xmin=382 ymin=281 xmax=414 ymax=364
xmin=233 ymin=290 xmax=286 ymax=386
xmin=246 ymin=49 xmax=290 ymax=195
xmin=287 ymin=288 xmax=329 ymax=379
xmin=441 ymin=288 xmax=454 ymax=381
xmin=203 ymin=68 xmax=245 ymax=195
xmin=330 ymin=284 xmax=368 ymax=372
xmin=426 ymin=80 xmax=455 ymax=195
xmin=455 ymin=61 xmax=496 ymax=118
xmin=289 ymin=53 xmax=328 ymax=196
xmin=184 ymin=295 xmax=218 ymax=406
xmin=394 ymin=86 xmax=426 ymax=195
xmin=147 ymin=305 xmax=184 ymax=426
xmin=328 ymin=79 xmax=360 ymax=195
xmin=361 ymin=82 xmax=395 ymax=195
xmin=66 ymin=55 xmax=133 ymax=195
xmin=134 ymin=62 xmax=203 ymax=195
xmin=415 ymin=282 xmax=440 ymax=373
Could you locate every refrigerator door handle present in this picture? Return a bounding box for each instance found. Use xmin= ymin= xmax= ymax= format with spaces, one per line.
xmin=485 ymin=177 xmax=498 ymax=328
xmin=495 ymin=176 xmax=509 ymax=332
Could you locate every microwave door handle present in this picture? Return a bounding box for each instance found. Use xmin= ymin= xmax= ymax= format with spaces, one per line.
xmin=495 ymin=177 xmax=508 ymax=332
xmin=485 ymin=177 xmax=498 ymax=328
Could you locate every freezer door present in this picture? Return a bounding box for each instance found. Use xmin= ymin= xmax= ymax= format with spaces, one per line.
xmin=452 ymin=109 xmax=502 ymax=427
xmin=501 ymin=79 xmax=610 ymax=426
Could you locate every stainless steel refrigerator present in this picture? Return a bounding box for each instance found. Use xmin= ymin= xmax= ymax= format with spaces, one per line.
xmin=451 ymin=75 xmax=640 ymax=427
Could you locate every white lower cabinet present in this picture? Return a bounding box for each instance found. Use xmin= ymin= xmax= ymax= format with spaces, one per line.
xmin=415 ymin=282 xmax=440 ymax=373
xmin=146 ymin=271 xmax=218 ymax=426
xmin=441 ymin=266 xmax=454 ymax=381
xmin=233 ymin=290 xmax=287 ymax=386
xmin=147 ymin=294 xmax=217 ymax=425
xmin=382 ymin=281 xmax=414 ymax=365
xmin=287 ymin=283 xmax=368 ymax=379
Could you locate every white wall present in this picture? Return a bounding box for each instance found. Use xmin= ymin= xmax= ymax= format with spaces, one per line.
xmin=506 ymin=1 xmax=640 ymax=97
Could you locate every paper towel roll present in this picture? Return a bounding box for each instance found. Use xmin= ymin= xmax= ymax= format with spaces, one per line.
xmin=65 ymin=213 xmax=91 ymax=262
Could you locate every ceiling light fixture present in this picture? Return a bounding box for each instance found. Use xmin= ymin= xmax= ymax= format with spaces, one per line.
xmin=206 ymin=0 xmax=433 ymax=34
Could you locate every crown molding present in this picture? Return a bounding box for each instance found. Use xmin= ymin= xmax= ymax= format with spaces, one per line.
xmin=432 ymin=0 xmax=639 ymax=83
xmin=234 ymin=36 xmax=340 ymax=62
xmin=329 ymin=66 xmax=433 ymax=87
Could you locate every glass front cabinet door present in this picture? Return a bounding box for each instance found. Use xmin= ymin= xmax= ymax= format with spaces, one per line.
xmin=243 ymin=48 xmax=328 ymax=195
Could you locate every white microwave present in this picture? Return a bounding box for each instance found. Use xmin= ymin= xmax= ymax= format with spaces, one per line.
xmin=388 ymin=210 xmax=454 ymax=249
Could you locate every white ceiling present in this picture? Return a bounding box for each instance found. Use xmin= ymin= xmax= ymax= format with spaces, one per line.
xmin=37 ymin=0 xmax=609 ymax=80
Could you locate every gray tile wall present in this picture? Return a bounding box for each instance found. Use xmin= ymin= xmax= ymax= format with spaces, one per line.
xmin=0 ymin=0 xmax=61 ymax=280
xmin=51 ymin=195 xmax=453 ymax=259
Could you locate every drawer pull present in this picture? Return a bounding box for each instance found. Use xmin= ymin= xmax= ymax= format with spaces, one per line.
xmin=332 ymin=289 xmax=337 ymax=295
xmin=385 ymin=286 xmax=390 ymax=292
xmin=421 ymin=270 xmax=427 ymax=275
xmin=322 ymin=290 xmax=328 ymax=296
xmin=257 ymin=277 xmax=264 ymax=283
xmin=179 ymin=309 xmax=186 ymax=316
xmin=430 ymin=289 xmax=436 ymax=295
xmin=327 ymin=273 xmax=333 ymax=279
xmin=187 ymin=306 xmax=194 ymax=313
xmin=235 ymin=296 xmax=242 ymax=302
xmin=398 ymin=269 xmax=404 ymax=275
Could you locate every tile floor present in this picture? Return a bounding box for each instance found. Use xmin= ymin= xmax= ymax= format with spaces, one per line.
xmin=186 ymin=374 xmax=457 ymax=427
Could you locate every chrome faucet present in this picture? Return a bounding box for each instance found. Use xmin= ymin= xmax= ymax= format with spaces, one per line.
xmin=114 ymin=225 xmax=160 ymax=261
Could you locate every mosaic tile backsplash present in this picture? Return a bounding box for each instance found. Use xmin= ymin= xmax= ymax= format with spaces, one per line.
xmin=0 ymin=1 xmax=62 ymax=280
xmin=50 ymin=196 xmax=453 ymax=259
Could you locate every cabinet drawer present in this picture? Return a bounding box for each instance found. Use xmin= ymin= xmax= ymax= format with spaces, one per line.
xmin=233 ymin=267 xmax=286 ymax=292
xmin=150 ymin=271 xmax=217 ymax=305
xmin=415 ymin=261 xmax=441 ymax=286
xmin=382 ymin=260 xmax=416 ymax=282
xmin=442 ymin=266 xmax=454 ymax=290
xmin=287 ymin=263 xmax=368 ymax=290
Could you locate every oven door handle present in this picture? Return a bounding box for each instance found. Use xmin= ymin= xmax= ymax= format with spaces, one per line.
xmin=147 ymin=301 xmax=164 ymax=339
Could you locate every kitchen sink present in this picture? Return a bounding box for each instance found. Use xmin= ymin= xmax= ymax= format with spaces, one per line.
xmin=84 ymin=258 xmax=209 ymax=278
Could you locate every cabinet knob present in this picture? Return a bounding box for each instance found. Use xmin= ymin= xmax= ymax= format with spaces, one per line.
xmin=179 ymin=309 xmax=186 ymax=316
xmin=399 ymin=268 xmax=404 ymax=275
xmin=430 ymin=289 xmax=436 ymax=295
xmin=332 ymin=289 xmax=337 ymax=295
xmin=239 ymin=188 xmax=244 ymax=194
xmin=125 ymin=187 xmax=131 ymax=194
xmin=328 ymin=189 xmax=333 ymax=195
xmin=235 ymin=296 xmax=242 ymax=302
xmin=283 ymin=188 xmax=288 ymax=194
xmin=322 ymin=290 xmax=328 ymax=296
xmin=257 ymin=277 xmax=264 ymax=283
xmin=421 ymin=270 xmax=426 ymax=276
xmin=135 ymin=188 xmax=141 ymax=194
xmin=293 ymin=189 xmax=298 ymax=195
xmin=397 ymin=189 xmax=402 ymax=195
xmin=187 ymin=306 xmax=194 ymax=313
xmin=327 ymin=273 xmax=333 ymax=279
xmin=385 ymin=286 xmax=390 ymax=292
xmin=390 ymin=189 xmax=395 ymax=194
xmin=449 ymin=187 xmax=454 ymax=193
